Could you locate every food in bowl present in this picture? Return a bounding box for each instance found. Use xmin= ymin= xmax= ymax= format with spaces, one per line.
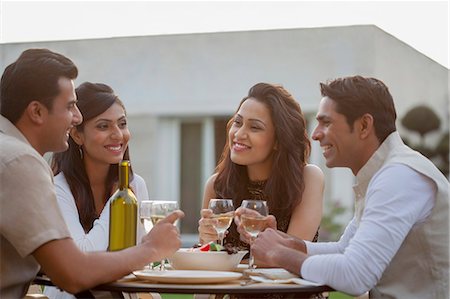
xmin=192 ymin=241 xmax=240 ymax=253
xmin=169 ymin=242 xmax=247 ymax=271
xmin=194 ymin=241 xmax=224 ymax=252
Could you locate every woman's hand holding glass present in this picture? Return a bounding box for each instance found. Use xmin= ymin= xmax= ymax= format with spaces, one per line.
xmin=198 ymin=209 xmax=218 ymax=244
xmin=198 ymin=199 xmax=234 ymax=245
xmin=235 ymin=200 xmax=269 ymax=269
xmin=235 ymin=208 xmax=277 ymax=244
xmin=208 ymin=199 xmax=234 ymax=246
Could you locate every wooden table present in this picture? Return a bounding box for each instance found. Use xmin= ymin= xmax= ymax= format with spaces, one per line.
xmin=34 ymin=272 xmax=334 ymax=298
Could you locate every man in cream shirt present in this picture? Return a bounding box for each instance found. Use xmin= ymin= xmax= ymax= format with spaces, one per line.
xmin=0 ymin=48 xmax=183 ymax=298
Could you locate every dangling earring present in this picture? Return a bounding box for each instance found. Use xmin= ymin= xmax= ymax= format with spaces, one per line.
xmin=79 ymin=145 xmax=83 ymax=159
xmin=273 ymin=142 xmax=279 ymax=151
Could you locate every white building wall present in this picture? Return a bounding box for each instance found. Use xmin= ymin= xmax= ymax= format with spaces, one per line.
xmin=1 ymin=25 xmax=448 ymax=237
xmin=371 ymin=28 xmax=449 ymax=146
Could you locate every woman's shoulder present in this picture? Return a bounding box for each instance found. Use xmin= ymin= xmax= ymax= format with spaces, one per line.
xmin=202 ymin=173 xmax=219 ymax=206
xmin=303 ymin=164 xmax=324 ymax=181
xmin=207 ymin=173 xmax=218 ymax=184
xmin=204 ymin=173 xmax=219 ymax=192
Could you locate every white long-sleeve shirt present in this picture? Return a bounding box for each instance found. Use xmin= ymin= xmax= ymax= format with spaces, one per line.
xmin=301 ymin=163 xmax=436 ymax=295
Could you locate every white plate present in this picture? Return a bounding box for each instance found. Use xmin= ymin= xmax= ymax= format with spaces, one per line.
xmin=249 ymin=275 xmax=321 ymax=286
xmin=234 ymin=264 xmax=249 ymax=272
xmin=133 ymin=269 xmax=242 ymax=284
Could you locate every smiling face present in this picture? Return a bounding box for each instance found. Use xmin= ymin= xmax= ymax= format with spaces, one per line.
xmin=312 ymin=96 xmax=363 ymax=174
xmin=43 ymin=77 xmax=82 ymax=154
xmin=72 ymin=102 xmax=130 ymax=166
xmin=228 ymin=98 xmax=276 ymax=179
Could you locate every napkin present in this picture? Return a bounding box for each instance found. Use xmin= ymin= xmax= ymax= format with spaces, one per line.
xmin=118 ymin=274 xmax=139 ymax=282
xmin=244 ymin=268 xmax=320 ymax=286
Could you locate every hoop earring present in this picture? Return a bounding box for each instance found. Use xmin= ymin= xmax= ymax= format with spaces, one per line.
xmin=79 ymin=146 xmax=83 ymax=159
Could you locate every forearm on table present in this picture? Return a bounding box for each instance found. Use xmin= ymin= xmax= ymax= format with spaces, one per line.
xmin=35 ymin=239 xmax=155 ymax=294
xmin=287 ymin=236 xmax=307 ymax=253
xmin=305 ymin=219 xmax=357 ymax=256
xmin=273 ymin=246 xmax=308 ymax=275
xmin=254 ymin=234 xmax=307 ymax=267
xmin=84 ymin=244 xmax=155 ymax=280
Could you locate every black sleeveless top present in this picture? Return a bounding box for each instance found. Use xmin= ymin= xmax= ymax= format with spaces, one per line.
xmin=223 ymin=180 xmax=319 ymax=250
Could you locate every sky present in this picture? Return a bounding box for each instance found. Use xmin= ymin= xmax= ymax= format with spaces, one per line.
xmin=1 ymin=1 xmax=449 ymax=68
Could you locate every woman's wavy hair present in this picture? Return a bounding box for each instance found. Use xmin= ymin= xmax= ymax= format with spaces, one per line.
xmin=52 ymin=82 xmax=133 ymax=232
xmin=214 ymin=83 xmax=310 ymax=218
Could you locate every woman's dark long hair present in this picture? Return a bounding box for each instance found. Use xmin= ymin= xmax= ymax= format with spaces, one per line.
xmin=52 ymin=82 xmax=133 ymax=232
xmin=214 ymin=83 xmax=310 ymax=222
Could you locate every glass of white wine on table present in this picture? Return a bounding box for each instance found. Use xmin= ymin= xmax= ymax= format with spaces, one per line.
xmin=239 ymin=199 xmax=268 ymax=269
xmin=208 ymin=199 xmax=234 ymax=246
xmin=149 ymin=200 xmax=179 ymax=270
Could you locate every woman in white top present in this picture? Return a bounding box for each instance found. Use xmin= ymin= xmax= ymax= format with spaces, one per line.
xmin=45 ymin=82 xmax=148 ymax=299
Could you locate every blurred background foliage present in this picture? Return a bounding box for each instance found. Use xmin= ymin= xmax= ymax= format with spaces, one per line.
xmin=401 ymin=105 xmax=449 ymax=177
xmin=319 ymin=201 xmax=347 ymax=242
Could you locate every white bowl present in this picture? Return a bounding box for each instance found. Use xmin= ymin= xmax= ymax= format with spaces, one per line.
xmin=169 ymin=248 xmax=248 ymax=271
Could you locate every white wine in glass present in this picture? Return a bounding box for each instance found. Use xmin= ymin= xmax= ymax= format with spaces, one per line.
xmin=139 ymin=201 xmax=154 ymax=234
xmin=241 ymin=214 xmax=267 ymax=238
xmin=150 ymin=215 xmax=166 ymax=225
xmin=139 ymin=200 xmax=154 ymax=269
xmin=209 ymin=199 xmax=234 ymax=246
xmin=240 ymin=199 xmax=268 ymax=269
xmin=150 ymin=200 xmax=178 ymax=270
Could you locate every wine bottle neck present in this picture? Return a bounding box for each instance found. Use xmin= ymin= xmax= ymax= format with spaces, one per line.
xmin=118 ymin=160 xmax=130 ymax=190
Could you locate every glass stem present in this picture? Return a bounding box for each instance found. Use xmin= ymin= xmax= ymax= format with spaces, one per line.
xmin=248 ymin=251 xmax=254 ymax=269
xmin=248 ymin=236 xmax=256 ymax=269
xmin=219 ymin=233 xmax=224 ymax=246
xmin=160 ymin=259 xmax=165 ymax=271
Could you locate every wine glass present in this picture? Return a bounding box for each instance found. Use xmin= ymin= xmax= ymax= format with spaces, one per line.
xmin=208 ymin=199 xmax=234 ymax=246
xmin=140 ymin=200 xmax=154 ymax=234
xmin=150 ymin=200 xmax=178 ymax=270
xmin=240 ymin=199 xmax=268 ymax=269
xmin=139 ymin=200 xmax=154 ymax=269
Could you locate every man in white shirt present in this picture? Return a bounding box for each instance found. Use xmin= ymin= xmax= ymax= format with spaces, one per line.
xmin=249 ymin=76 xmax=449 ymax=298
xmin=0 ymin=48 xmax=184 ymax=298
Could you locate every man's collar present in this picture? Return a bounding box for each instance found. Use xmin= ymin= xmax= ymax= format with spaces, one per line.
xmin=0 ymin=115 xmax=32 ymax=146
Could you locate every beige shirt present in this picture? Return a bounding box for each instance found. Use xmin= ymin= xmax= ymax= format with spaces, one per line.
xmin=0 ymin=115 xmax=70 ymax=298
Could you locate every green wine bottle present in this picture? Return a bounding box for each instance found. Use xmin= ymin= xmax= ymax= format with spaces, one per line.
xmin=108 ymin=160 xmax=137 ymax=251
